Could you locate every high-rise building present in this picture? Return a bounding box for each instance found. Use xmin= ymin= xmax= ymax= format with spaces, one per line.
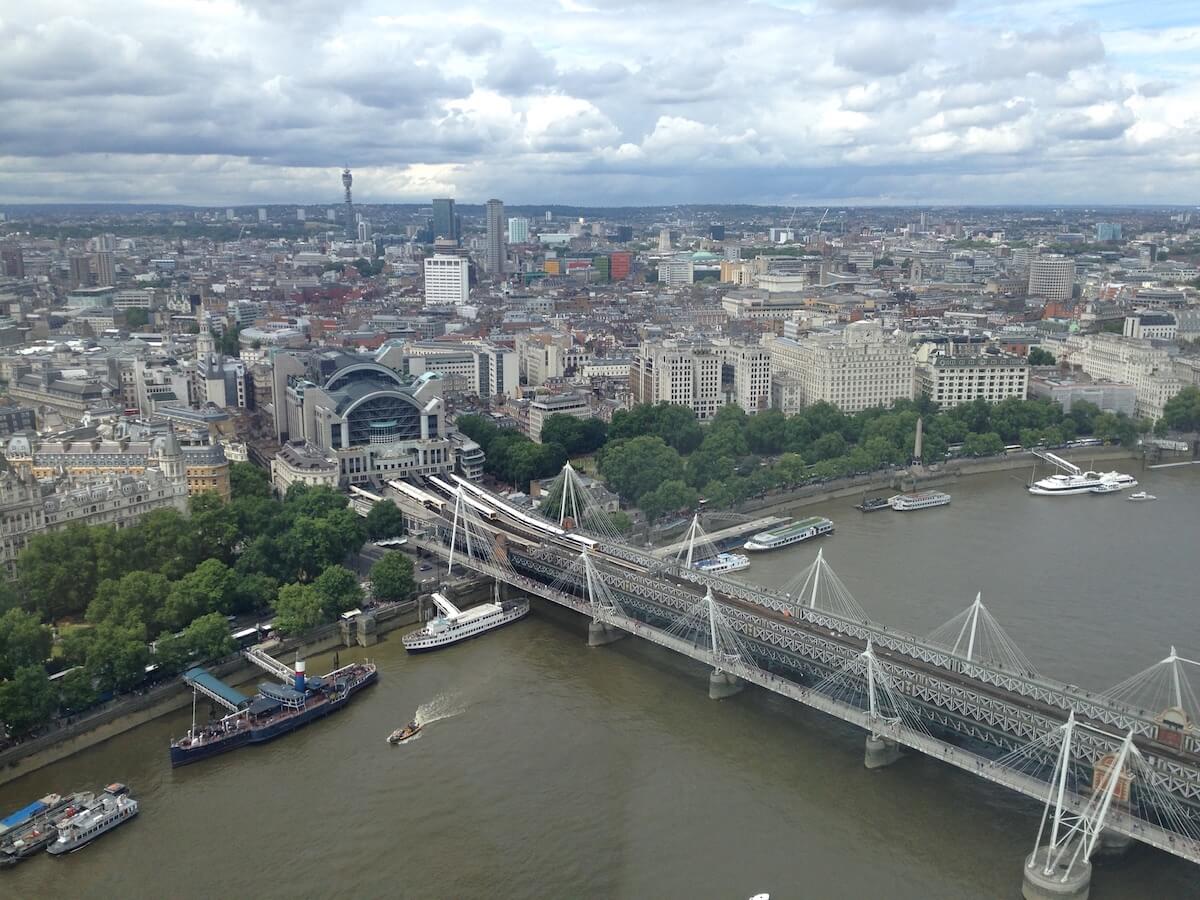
xmin=257 ymin=208 xmax=267 ymax=223
xmin=342 ymin=168 xmax=354 ymax=238
xmin=297 ymin=208 xmax=306 ymax=222
xmin=765 ymin=321 xmax=914 ymax=413
xmin=615 ymin=225 xmax=633 ymax=242
xmin=432 ymin=198 xmax=459 ymax=244
xmin=69 ymin=254 xmax=91 ymax=288
xmin=423 ymin=254 xmax=470 ymax=306
xmin=508 ymin=217 xmax=530 ymax=244
xmin=357 ymin=220 xmax=370 ymax=243
xmin=632 ymin=340 xmax=725 ymax=420
xmin=914 ymin=346 xmax=1029 ymax=408
xmin=609 ymin=251 xmax=632 ymax=281
xmin=485 ymin=199 xmax=506 ymax=275
xmin=91 ymin=250 xmax=116 ymax=287
xmin=544 ymin=210 xmax=553 ymax=222
xmin=658 ymin=253 xmax=694 ymax=287
xmin=0 ymin=245 xmax=23 ymax=278
xmin=657 ymin=228 xmax=672 ymax=252
xmin=1095 ymin=222 xmax=1122 ymax=242
xmin=226 ymin=208 xmax=235 ymax=221
xmin=1027 ymin=255 xmax=1075 ymax=302
xmin=709 ymin=224 xmax=726 ymax=241
xmin=326 ymin=208 xmax=336 ymax=221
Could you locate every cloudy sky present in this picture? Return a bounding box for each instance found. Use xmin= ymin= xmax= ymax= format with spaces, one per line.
xmin=2 ymin=0 xmax=1199 ymax=206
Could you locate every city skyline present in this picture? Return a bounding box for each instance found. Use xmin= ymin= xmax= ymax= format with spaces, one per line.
xmin=2 ymin=1 xmax=1200 ymax=207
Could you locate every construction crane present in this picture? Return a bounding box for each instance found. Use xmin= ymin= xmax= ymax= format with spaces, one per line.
xmin=816 ymin=208 xmax=830 ymax=232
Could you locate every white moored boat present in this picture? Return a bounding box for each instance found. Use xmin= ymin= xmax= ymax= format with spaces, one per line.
xmin=694 ymin=552 xmax=750 ymax=574
xmin=888 ymin=490 xmax=951 ymax=511
xmin=46 ymin=784 xmax=137 ymax=855
xmin=1127 ymin=491 xmax=1157 ymax=502
xmin=1027 ymin=450 xmax=1136 ymax=496
xmin=403 ymin=591 xmax=529 ymax=653
xmin=743 ymin=517 xmax=833 ymax=551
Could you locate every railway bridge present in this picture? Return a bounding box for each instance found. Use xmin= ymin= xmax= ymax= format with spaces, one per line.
xmin=383 ymin=465 xmax=1200 ymax=899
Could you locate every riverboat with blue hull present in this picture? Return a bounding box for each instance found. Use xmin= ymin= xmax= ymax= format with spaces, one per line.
xmin=168 ymin=659 xmax=377 ymax=767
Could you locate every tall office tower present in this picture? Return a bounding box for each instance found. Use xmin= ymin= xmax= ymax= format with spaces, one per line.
xmin=657 ymin=228 xmax=672 ymax=252
xmin=485 ymin=199 xmax=506 ymax=275
xmin=326 ymin=208 xmax=336 ymax=221
xmin=69 ymin=254 xmax=91 ymax=288
xmin=423 ymin=254 xmax=470 ymax=306
xmin=508 ymin=217 xmax=530 ymax=244
xmin=709 ymin=224 xmax=725 ymax=241
xmin=297 ymin=208 xmax=306 ymax=222
xmin=1027 ymin=255 xmax=1075 ymax=303
xmin=226 ymin=208 xmax=235 ymax=221
xmin=92 ymin=251 xmax=116 ymax=287
xmin=342 ymin=167 xmax=354 ymax=238
xmin=432 ymin=198 xmax=459 ymax=244
xmin=257 ymin=208 xmax=267 ymax=223
xmin=0 ymin=244 xmax=24 ymax=278
xmin=544 ymin=210 xmax=553 ymax=222
xmin=357 ymin=220 xmax=370 ymax=243
xmin=615 ymin=225 xmax=633 ymax=242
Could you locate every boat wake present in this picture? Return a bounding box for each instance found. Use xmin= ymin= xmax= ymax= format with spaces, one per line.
xmin=414 ymin=692 xmax=466 ymax=728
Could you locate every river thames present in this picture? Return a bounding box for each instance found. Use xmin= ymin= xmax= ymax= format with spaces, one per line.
xmin=3 ymin=464 xmax=1199 ymax=898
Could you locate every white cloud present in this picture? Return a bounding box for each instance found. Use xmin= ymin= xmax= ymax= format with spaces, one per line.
xmin=0 ymin=0 xmax=1198 ymax=205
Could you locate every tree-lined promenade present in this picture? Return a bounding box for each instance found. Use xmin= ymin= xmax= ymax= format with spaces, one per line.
xmin=466 ymin=394 xmax=1164 ymax=524
xmin=0 ymin=463 xmax=414 ymax=741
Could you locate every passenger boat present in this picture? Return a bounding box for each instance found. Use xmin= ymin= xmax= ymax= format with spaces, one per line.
xmin=388 ymin=721 xmax=421 ymax=744
xmin=743 ymin=517 xmax=834 ymax=551
xmin=0 ymin=793 xmax=93 ymax=868
xmin=855 ymin=496 xmax=891 ymax=513
xmin=1127 ymin=491 xmax=1157 ymax=502
xmin=0 ymin=794 xmax=64 ymax=838
xmin=693 ymin=552 xmax=750 ymax=574
xmin=46 ymin=785 xmax=137 ymax=855
xmin=1027 ymin=450 xmax=1136 ymax=496
xmin=169 ymin=659 xmax=378 ymax=767
xmin=888 ymin=490 xmax=951 ymax=511
xmin=403 ymin=592 xmax=530 ymax=653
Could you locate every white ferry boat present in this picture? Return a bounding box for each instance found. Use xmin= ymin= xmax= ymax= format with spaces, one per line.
xmin=403 ymin=592 xmax=529 ymax=653
xmin=694 ymin=552 xmax=750 ymax=574
xmin=46 ymin=784 xmax=137 ymax=855
xmin=743 ymin=517 xmax=833 ymax=552
xmin=888 ymin=490 xmax=951 ymax=511
xmin=1027 ymin=450 xmax=1136 ymax=496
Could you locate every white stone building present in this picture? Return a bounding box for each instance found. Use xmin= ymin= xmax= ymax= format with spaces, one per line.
xmin=423 ymin=254 xmax=470 ymax=307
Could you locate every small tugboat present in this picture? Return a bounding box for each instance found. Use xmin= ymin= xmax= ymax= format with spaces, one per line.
xmin=855 ymin=496 xmax=890 ymax=513
xmin=388 ymin=721 xmax=421 ymax=744
xmin=1127 ymin=491 xmax=1157 ymax=502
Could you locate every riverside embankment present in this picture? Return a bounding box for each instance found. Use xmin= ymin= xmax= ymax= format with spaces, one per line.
xmin=0 ymin=599 xmax=424 ymax=788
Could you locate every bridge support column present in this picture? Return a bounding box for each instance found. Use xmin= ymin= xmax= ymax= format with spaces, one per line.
xmin=1022 ymin=850 xmax=1091 ymax=900
xmin=587 ymin=621 xmax=627 ymax=647
xmin=1094 ymin=829 xmax=1132 ymax=857
xmin=864 ymin=734 xmax=902 ymax=769
xmin=708 ymin=669 xmax=744 ymax=700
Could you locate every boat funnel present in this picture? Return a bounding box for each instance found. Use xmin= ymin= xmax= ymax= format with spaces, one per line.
xmin=294 ymin=658 xmax=306 ymax=693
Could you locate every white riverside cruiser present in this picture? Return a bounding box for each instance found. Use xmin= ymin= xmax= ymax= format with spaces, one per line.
xmin=888 ymin=490 xmax=951 ymax=511
xmin=46 ymin=784 xmax=137 ymax=855
xmin=403 ymin=592 xmax=530 ymax=653
xmin=743 ymin=517 xmax=834 ymax=551
xmin=1027 ymin=450 xmax=1137 ymax=496
xmin=694 ymin=552 xmax=750 ymax=574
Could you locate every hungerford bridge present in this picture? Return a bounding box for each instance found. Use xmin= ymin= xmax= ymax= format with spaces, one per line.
xmin=382 ymin=465 xmax=1200 ymax=899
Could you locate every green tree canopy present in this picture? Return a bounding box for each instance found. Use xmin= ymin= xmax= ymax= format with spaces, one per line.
xmin=1163 ymin=386 xmax=1200 ymax=432
xmin=369 ymin=552 xmax=415 ymax=603
xmin=56 ymin=666 xmax=98 ymax=713
xmin=0 ymin=608 xmax=51 ymax=680
xmin=311 ymin=565 xmax=363 ymax=617
xmin=365 ymin=500 xmax=406 ymax=541
xmin=597 ymin=435 xmax=685 ymax=503
xmin=84 ymin=623 xmax=151 ymax=694
xmin=609 ymin=403 xmax=703 ymax=453
xmin=86 ymin=570 xmax=171 ymax=633
xmin=1028 ymin=346 xmax=1057 ymax=366
xmin=639 ymin=479 xmax=699 ymax=523
xmin=0 ymin=666 xmax=58 ymax=737
xmin=230 ymin=461 xmax=272 ymax=499
xmin=182 ymin=612 xmax=236 ymax=661
xmin=272 ymin=583 xmax=326 ymax=636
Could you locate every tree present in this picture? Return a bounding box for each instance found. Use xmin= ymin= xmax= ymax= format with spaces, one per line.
xmin=86 ymin=571 xmax=171 ymax=632
xmin=1163 ymin=386 xmax=1200 ymax=432
xmin=152 ymin=631 xmax=193 ymax=675
xmin=1028 ymin=347 xmax=1056 ymax=366
xmin=369 ymin=552 xmax=415 ymax=603
xmin=0 ymin=666 xmax=58 ymax=736
xmin=365 ymin=501 xmax=406 ymax=540
xmin=17 ymin=524 xmax=99 ymax=621
xmin=0 ymin=609 xmax=51 ymax=680
xmin=124 ymin=308 xmax=149 ymax=329
xmin=182 ymin=612 xmax=236 ymax=661
xmin=312 ymin=565 xmax=363 ymax=617
xmin=57 ymin=667 xmax=98 ymax=713
xmin=159 ymin=559 xmax=238 ymax=633
xmin=610 ymin=511 xmax=633 ymax=534
xmin=746 ymin=409 xmax=789 ymax=454
xmin=609 ymin=404 xmax=703 ymax=453
xmin=539 ymin=415 xmax=608 ymax=456
xmin=230 ymin=461 xmax=272 ymax=499
xmin=774 ymin=452 xmax=808 ymax=486
xmin=189 ymin=492 xmax=240 ymax=562
xmin=961 ymin=431 xmax=1004 ymax=457
xmin=597 ymin=436 xmax=686 ymax=503
xmin=639 ymin=479 xmax=699 ymax=523
xmin=84 ymin=623 xmax=151 ymax=694
xmin=272 ymin=583 xmax=326 ymax=636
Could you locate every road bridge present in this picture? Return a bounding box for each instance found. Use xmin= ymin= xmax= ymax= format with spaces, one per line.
xmin=392 ymin=467 xmax=1200 ymax=898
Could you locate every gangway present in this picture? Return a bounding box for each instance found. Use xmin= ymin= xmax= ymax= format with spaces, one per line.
xmin=430 ymin=591 xmax=462 ymax=618
xmin=243 ymin=647 xmax=294 ymax=683
xmin=1031 ymin=449 xmax=1081 ymax=475
xmin=183 ymin=667 xmax=248 ymax=712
